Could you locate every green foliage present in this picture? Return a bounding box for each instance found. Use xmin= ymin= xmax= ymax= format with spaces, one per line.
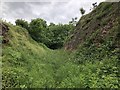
xmin=69 ymin=17 xmax=78 ymax=26
xmin=28 ymin=18 xmax=74 ymax=49
xmin=116 ymin=18 xmax=120 ymax=39
xmin=80 ymin=8 xmax=85 ymax=15
xmin=2 ymin=2 xmax=120 ymax=88
xmin=92 ymin=2 xmax=98 ymax=9
xmin=2 ymin=67 xmax=31 ymax=88
xmin=70 ymin=45 xmax=119 ymax=88
xmin=46 ymin=24 xmax=74 ymax=49
xmin=29 ymin=18 xmax=47 ymax=42
xmin=2 ymin=23 xmax=120 ymax=88
xmin=95 ymin=3 xmax=112 ymax=20
xmin=15 ymin=19 xmax=29 ymax=30
xmin=0 ymin=36 xmax=3 ymax=44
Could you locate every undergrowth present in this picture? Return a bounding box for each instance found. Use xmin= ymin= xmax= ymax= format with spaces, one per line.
xmin=2 ymin=23 xmax=120 ymax=88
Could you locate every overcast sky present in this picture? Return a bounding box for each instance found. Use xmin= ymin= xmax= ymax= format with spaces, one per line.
xmin=1 ymin=0 xmax=106 ymax=24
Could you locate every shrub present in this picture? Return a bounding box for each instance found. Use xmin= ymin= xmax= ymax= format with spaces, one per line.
xmin=80 ymin=8 xmax=85 ymax=15
xmin=15 ymin=19 xmax=29 ymax=30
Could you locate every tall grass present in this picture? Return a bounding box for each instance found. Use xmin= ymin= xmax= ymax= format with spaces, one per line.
xmin=2 ymin=22 xmax=120 ymax=88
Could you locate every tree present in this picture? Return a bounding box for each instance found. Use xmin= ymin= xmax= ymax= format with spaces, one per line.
xmin=75 ymin=17 xmax=77 ymax=20
xmin=69 ymin=17 xmax=78 ymax=26
xmin=92 ymin=2 xmax=97 ymax=9
xmin=29 ymin=18 xmax=47 ymax=42
xmin=28 ymin=18 xmax=74 ymax=49
xmin=47 ymin=23 xmax=74 ymax=49
xmin=15 ymin=19 xmax=29 ymax=30
xmin=80 ymin=8 xmax=85 ymax=16
xmin=49 ymin=23 xmax=55 ymax=27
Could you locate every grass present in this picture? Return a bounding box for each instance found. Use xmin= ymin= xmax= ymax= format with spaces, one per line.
xmin=2 ymin=2 xmax=120 ymax=88
xmin=2 ymin=24 xmax=73 ymax=88
xmin=2 ymin=23 xmax=120 ymax=88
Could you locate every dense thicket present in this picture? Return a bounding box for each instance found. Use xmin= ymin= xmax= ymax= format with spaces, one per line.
xmin=2 ymin=24 xmax=120 ymax=88
xmin=15 ymin=19 xmax=29 ymax=30
xmin=15 ymin=18 xmax=74 ymax=49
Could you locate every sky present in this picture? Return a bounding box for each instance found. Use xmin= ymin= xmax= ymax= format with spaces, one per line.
xmin=1 ymin=0 xmax=108 ymax=24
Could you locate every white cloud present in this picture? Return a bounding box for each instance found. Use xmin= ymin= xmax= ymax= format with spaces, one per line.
xmin=1 ymin=0 xmax=105 ymax=24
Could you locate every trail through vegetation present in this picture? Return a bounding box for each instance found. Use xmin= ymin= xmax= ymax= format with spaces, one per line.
xmin=2 ymin=2 xmax=120 ymax=88
xmin=2 ymin=24 xmax=119 ymax=88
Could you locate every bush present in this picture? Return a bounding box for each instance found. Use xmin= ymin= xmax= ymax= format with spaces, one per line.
xmin=15 ymin=19 xmax=29 ymax=30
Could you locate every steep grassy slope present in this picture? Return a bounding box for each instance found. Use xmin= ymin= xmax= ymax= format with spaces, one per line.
xmin=2 ymin=21 xmax=120 ymax=88
xmin=2 ymin=23 xmax=72 ymax=88
xmin=63 ymin=2 xmax=120 ymax=88
xmin=65 ymin=2 xmax=120 ymax=50
xmin=2 ymin=23 xmax=46 ymax=87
